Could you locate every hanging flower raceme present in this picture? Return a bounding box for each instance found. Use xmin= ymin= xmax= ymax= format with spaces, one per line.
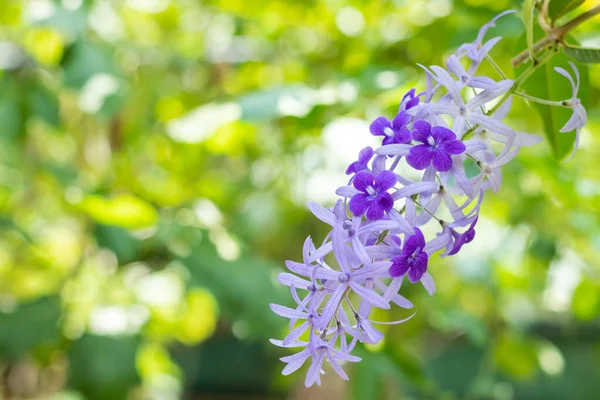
xmin=270 ymin=9 xmax=587 ymax=387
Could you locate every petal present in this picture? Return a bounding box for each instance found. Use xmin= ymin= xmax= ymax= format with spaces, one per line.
xmin=336 ymin=185 xmax=360 ymax=198
xmin=432 ymin=150 xmax=453 ymax=172
xmin=468 ymin=113 xmax=515 ymax=136
xmin=319 ymin=284 xmax=347 ymax=330
xmin=349 ymin=194 xmax=371 ymax=217
xmin=391 ymin=181 xmax=439 ymax=200
xmin=375 ymin=144 xmax=412 ymax=156
xmin=392 ymin=127 xmax=412 ymax=144
xmin=421 ymin=272 xmax=436 ymax=295
xmin=366 ymin=199 xmax=385 ymax=220
xmin=270 ymin=304 xmax=308 ymax=319
xmin=358 ymin=146 xmax=374 ymax=163
xmin=374 ymin=170 xmax=397 ymax=191
xmin=431 ymin=126 xmax=456 ymax=143
xmin=352 ymin=170 xmax=373 ymax=192
xmin=392 ymin=112 xmax=410 ymax=130
xmin=307 ymin=202 xmax=336 ymax=226
xmin=376 ymin=192 xmax=394 ymax=213
xmin=441 ymin=139 xmax=466 ymax=155
xmin=349 ymin=281 xmax=390 ymax=309
xmin=407 ymin=252 xmax=428 ymax=283
xmin=305 ymin=351 xmax=325 ymax=387
xmin=406 ymin=145 xmax=434 ymax=170
xmin=468 ymin=76 xmax=502 ymax=90
xmin=352 ymin=261 xmax=393 ymax=280
xmin=389 ymin=255 xmax=410 ymax=278
xmin=412 ymin=120 xmax=432 ymax=142
xmin=369 ymin=116 xmax=391 ymax=136
xmin=430 ymin=65 xmax=463 ymax=105
xmin=387 ymin=208 xmax=414 ymax=234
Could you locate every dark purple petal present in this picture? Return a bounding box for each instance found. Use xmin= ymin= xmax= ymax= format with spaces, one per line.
xmin=441 ymin=139 xmax=466 ymax=155
xmin=407 ymin=252 xmax=428 ymax=283
xmin=374 ymin=170 xmax=397 ymax=191
xmin=405 ymin=96 xmax=420 ymax=110
xmin=432 ymin=150 xmax=453 ymax=172
xmin=366 ymin=199 xmax=385 ymax=220
xmin=406 ymin=145 xmax=434 ymax=170
xmin=392 ymin=127 xmax=412 ymax=144
xmin=411 ymin=120 xmax=431 ymax=143
xmin=345 ymin=161 xmax=361 ymax=175
xmin=376 ymin=192 xmax=394 ymax=213
xmin=349 ymin=193 xmax=371 ymax=216
xmin=431 ymin=126 xmax=456 ymax=143
xmin=403 ymin=228 xmax=425 ymax=256
xmin=358 ymin=146 xmax=374 ymax=163
xmin=353 ymin=171 xmax=373 ymax=192
xmin=447 ymin=233 xmax=467 ymax=256
xmin=370 ymin=116 xmax=392 ymax=137
xmin=392 ymin=112 xmax=410 ymax=131
xmin=389 ymin=255 xmax=410 ymax=277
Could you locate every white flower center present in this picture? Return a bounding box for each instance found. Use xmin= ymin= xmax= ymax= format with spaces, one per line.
xmin=427 ymin=136 xmax=436 ymax=146
xmin=383 ymin=127 xmax=394 ymax=137
xmin=365 ymin=186 xmax=376 ymax=196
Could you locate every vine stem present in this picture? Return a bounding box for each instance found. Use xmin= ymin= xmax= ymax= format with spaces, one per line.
xmin=512 ymin=4 xmax=600 ymax=66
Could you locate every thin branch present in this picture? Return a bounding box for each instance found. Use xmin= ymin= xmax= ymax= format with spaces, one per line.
xmin=512 ymin=5 xmax=600 ymax=66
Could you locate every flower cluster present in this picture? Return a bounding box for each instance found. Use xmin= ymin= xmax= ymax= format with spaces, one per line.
xmin=270 ymin=10 xmax=586 ymax=387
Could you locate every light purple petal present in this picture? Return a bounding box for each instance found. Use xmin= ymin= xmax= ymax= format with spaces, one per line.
xmin=270 ymin=304 xmax=308 ymax=319
xmin=392 ymin=181 xmax=439 ymax=200
xmin=421 ymin=272 xmax=436 ymax=295
xmin=349 ymin=281 xmax=390 ymax=309
xmin=307 ymin=202 xmax=336 ymax=226
xmin=375 ymin=144 xmax=412 ymax=156
xmin=319 ymin=284 xmax=347 ymax=330
xmin=336 ymin=185 xmax=360 ymax=198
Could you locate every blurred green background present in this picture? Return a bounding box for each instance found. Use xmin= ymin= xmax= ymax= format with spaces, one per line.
xmin=0 ymin=0 xmax=599 ymax=399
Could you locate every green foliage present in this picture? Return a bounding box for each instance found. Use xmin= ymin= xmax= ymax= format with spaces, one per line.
xmin=68 ymin=335 xmax=141 ymax=400
xmin=547 ymin=0 xmax=585 ymax=22
xmin=0 ymin=0 xmax=599 ymax=398
xmin=564 ymin=44 xmax=600 ymax=63
xmin=0 ymin=297 xmax=62 ymax=360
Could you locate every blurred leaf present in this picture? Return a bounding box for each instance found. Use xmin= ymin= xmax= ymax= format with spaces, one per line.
xmin=0 ymin=296 xmax=61 ymax=360
xmin=431 ymin=309 xmax=488 ymax=347
xmin=238 ymin=85 xmax=312 ymax=121
xmin=564 ymin=45 xmax=600 ymax=64
xmin=572 ymin=280 xmax=600 ymax=320
xmin=80 ymin=194 xmax=158 ymax=229
xmin=28 ymin=83 xmax=60 ymax=127
xmin=35 ymin=4 xmax=87 ymax=37
xmin=68 ymin=334 xmax=141 ymax=400
xmin=94 ymin=224 xmax=140 ymax=263
xmin=547 ymin=0 xmax=584 ymax=22
xmin=0 ymin=76 xmax=23 ymax=139
xmin=182 ymin=238 xmax=290 ymax=339
xmin=61 ymin=41 xmax=119 ymax=89
xmin=494 ymin=333 xmax=538 ymax=380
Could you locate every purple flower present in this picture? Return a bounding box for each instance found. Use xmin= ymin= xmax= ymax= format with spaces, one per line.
xmin=348 ymin=171 xmax=396 ymax=220
xmin=370 ymin=112 xmax=411 ymax=145
xmin=400 ymin=88 xmax=421 ymax=111
xmin=406 ymin=120 xmax=466 ymax=172
xmin=447 ymin=216 xmax=478 ymax=256
xmin=389 ymin=228 xmax=428 ymax=283
xmin=346 ymin=146 xmax=373 ymax=175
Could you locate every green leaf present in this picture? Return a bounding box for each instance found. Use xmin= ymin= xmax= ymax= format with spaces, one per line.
xmin=564 ymin=44 xmax=600 ymax=63
xmin=28 ymin=83 xmax=60 ymax=127
xmin=68 ymin=335 xmax=141 ymax=400
xmin=61 ymin=41 xmax=119 ymax=89
xmin=0 ymin=297 xmax=62 ymax=360
xmin=515 ymin=37 xmax=589 ymax=160
xmin=79 ymin=194 xmax=158 ymax=229
xmin=523 ymin=0 xmax=537 ymax=62
xmin=572 ymin=280 xmax=600 ymax=320
xmin=547 ymin=0 xmax=584 ymax=22
xmin=182 ymin=238 xmax=290 ymax=339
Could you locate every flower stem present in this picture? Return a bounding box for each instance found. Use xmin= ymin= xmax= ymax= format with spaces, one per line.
xmin=513 ymin=92 xmax=567 ymax=107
